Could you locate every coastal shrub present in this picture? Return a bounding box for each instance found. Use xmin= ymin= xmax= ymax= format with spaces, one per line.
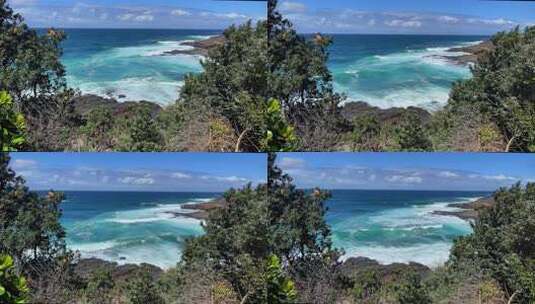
xmin=394 ymin=271 xmax=432 ymax=304
xmin=268 ymin=0 xmax=349 ymax=151
xmin=394 ymin=111 xmax=432 ymax=152
xmin=179 ymin=19 xmax=268 ymax=152
xmin=350 ymin=115 xmax=381 ymax=152
xmin=264 ymin=99 xmax=297 ymax=152
xmin=80 ymin=106 xmax=115 ymax=151
xmin=266 ymin=255 xmax=297 ymax=303
xmin=84 ymin=269 xmax=115 ymax=304
xmin=442 ymin=26 xmax=535 ymax=152
xmin=124 ymin=269 xmax=165 ymax=304
xmin=0 ymin=255 xmax=29 ymax=304
xmin=352 ymin=270 xmax=382 ymax=300
xmin=0 ymin=154 xmax=66 ymax=269
xmin=450 ymin=183 xmax=535 ymax=303
xmin=0 ymin=91 xmax=26 ymax=151
xmin=116 ymin=104 xmax=163 ymax=152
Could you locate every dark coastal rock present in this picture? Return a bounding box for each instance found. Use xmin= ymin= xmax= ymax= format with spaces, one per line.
xmin=341 ymin=101 xmax=432 ymax=124
xmin=165 ymin=197 xmax=227 ymax=220
xmin=74 ymin=258 xmax=163 ymax=282
xmin=163 ymin=35 xmax=225 ymax=56
xmin=433 ymin=196 xmax=495 ymax=220
xmin=339 ymin=257 xmax=431 ymax=283
xmin=72 ymin=94 xmax=162 ymax=118
xmin=444 ymin=40 xmax=495 ymax=65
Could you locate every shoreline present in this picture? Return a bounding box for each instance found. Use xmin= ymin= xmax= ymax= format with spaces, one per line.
xmin=432 ymin=196 xmax=495 ymax=221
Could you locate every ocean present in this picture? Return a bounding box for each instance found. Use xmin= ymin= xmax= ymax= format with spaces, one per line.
xmin=327 ymin=190 xmax=489 ymax=267
xmin=325 ymin=34 xmax=488 ymax=110
xmin=56 ymin=190 xmax=487 ymax=269
xmin=58 ymin=191 xmax=219 ymax=269
xmin=52 ymin=29 xmax=220 ymax=105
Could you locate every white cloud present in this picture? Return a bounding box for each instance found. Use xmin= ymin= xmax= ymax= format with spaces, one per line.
xmin=118 ymin=176 xmax=155 ymax=185
xmin=171 ymin=172 xmax=191 ymax=179
xmin=279 ymin=157 xmax=305 ymax=169
xmin=171 ymin=9 xmax=191 ymax=17
xmin=468 ymin=18 xmax=515 ymax=26
xmin=117 ymin=13 xmax=135 ymax=21
xmin=279 ymin=1 xmax=307 ymax=14
xmin=135 ymin=14 xmax=154 ymax=22
xmin=12 ymin=159 xmax=38 ymax=169
xmin=8 ymin=0 xmax=38 ymax=6
xmin=438 ymin=15 xmax=459 ymax=24
xmin=438 ymin=171 xmax=459 ymax=178
xmin=368 ymin=19 xmax=376 ymax=26
xmin=385 ymin=19 xmax=422 ymax=28
xmin=385 ymin=175 xmax=423 ymax=184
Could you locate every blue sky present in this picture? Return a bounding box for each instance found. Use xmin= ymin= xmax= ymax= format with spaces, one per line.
xmin=9 ymin=153 xmax=267 ymax=191
xmin=7 ymin=0 xmax=266 ymax=28
xmin=278 ymin=0 xmax=535 ymax=34
xmin=276 ymin=153 xmax=535 ymax=191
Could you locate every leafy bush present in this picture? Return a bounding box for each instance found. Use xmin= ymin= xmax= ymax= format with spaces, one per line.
xmin=0 ymin=91 xmax=26 ymax=151
xmin=0 ymin=255 xmax=29 ymax=304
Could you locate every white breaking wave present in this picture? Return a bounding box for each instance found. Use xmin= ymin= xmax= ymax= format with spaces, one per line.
xmin=336 ymin=41 xmax=477 ymax=110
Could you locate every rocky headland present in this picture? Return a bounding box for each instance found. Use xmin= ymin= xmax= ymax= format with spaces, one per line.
xmin=443 ymin=40 xmax=495 ymax=65
xmin=433 ymin=196 xmax=495 ymax=220
xmin=163 ymin=197 xmax=227 ymax=220
xmin=163 ymin=35 xmax=225 ymax=56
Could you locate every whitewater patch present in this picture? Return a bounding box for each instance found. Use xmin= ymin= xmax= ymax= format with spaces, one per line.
xmin=334 ymin=41 xmax=478 ymax=111
xmin=64 ymin=38 xmax=204 ymax=105
xmin=65 ymin=201 xmax=206 ymax=269
xmin=331 ymin=197 xmax=476 ymax=267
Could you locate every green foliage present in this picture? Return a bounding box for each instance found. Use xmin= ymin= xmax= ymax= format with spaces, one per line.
xmin=116 ymin=104 xmax=163 ymax=152
xmin=350 ymin=115 xmax=380 ymax=152
xmin=395 ymin=272 xmax=432 ymax=304
xmin=266 ymin=255 xmax=297 ymax=303
xmin=268 ymin=0 xmax=349 ymax=151
xmin=80 ymin=106 xmax=114 ymax=151
xmin=0 ymin=255 xmax=29 ymax=304
xmin=0 ymin=0 xmax=67 ymax=110
xmin=442 ymin=26 xmax=535 ymax=152
xmin=0 ymin=91 xmax=25 ymax=151
xmin=265 ymin=99 xmax=297 ymax=152
xmin=450 ymin=183 xmax=535 ymax=302
xmin=180 ymin=20 xmax=268 ymax=152
xmin=0 ymin=154 xmax=66 ymax=268
xmin=84 ymin=269 xmax=115 ymax=304
xmin=124 ymin=270 xmax=165 ymax=304
xmin=394 ymin=111 xmax=432 ymax=151
xmin=352 ymin=270 xmax=382 ymax=300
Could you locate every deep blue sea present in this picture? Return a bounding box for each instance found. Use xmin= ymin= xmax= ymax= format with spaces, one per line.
xmin=58 ymin=191 xmax=219 ymax=269
xmin=327 ymin=190 xmax=489 ymax=267
xmin=325 ymin=34 xmax=488 ymax=110
xmin=55 ymin=190 xmax=488 ymax=269
xmin=48 ymin=29 xmax=220 ymax=105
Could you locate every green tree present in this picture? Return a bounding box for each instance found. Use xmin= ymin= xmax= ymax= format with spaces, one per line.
xmin=395 ymin=272 xmax=432 ymax=304
xmin=450 ymin=183 xmax=535 ymax=303
xmin=394 ymin=111 xmax=432 ymax=151
xmin=441 ymin=26 xmax=535 ymax=152
xmin=0 ymin=0 xmax=67 ymax=112
xmin=0 ymin=255 xmax=29 ymax=304
xmin=0 ymin=91 xmax=26 ymax=151
xmin=80 ymin=106 xmax=114 ymax=151
xmin=0 ymin=154 xmax=66 ymax=270
xmin=179 ymin=20 xmax=268 ymax=152
xmin=117 ymin=104 xmax=163 ymax=152
xmin=125 ymin=269 xmax=165 ymax=304
xmin=350 ymin=115 xmax=381 ymax=152
xmin=268 ymin=0 xmax=349 ymax=150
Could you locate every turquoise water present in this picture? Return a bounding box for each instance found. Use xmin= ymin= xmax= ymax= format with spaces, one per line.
xmin=56 ymin=190 xmax=488 ymax=269
xmin=53 ymin=29 xmax=220 ymax=105
xmin=58 ymin=191 xmax=218 ymax=269
xmin=327 ymin=190 xmax=489 ymax=267
xmin=326 ymin=34 xmax=488 ymax=110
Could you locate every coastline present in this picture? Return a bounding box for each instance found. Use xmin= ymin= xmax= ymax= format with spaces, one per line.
xmin=432 ymin=196 xmax=495 ymax=221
